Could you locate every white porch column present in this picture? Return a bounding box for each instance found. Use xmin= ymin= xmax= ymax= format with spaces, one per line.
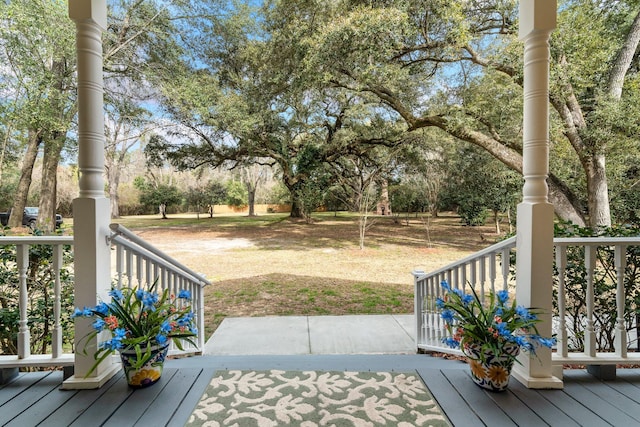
xmin=62 ymin=0 xmax=119 ymax=390
xmin=511 ymin=0 xmax=563 ymax=389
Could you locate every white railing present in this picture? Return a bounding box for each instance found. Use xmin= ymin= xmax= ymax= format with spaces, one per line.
xmin=414 ymin=235 xmax=640 ymax=367
xmin=109 ymin=223 xmax=211 ymax=356
xmin=413 ymin=236 xmax=516 ymax=357
xmin=0 ymin=224 xmax=210 ymax=370
xmin=0 ymin=235 xmax=75 ymax=368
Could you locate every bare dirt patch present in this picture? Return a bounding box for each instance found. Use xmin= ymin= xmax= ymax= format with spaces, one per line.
xmin=118 ymin=212 xmax=503 ymax=336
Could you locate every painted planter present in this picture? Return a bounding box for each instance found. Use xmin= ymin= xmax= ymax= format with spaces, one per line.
xmin=463 ymin=342 xmax=520 ymax=392
xmin=119 ymin=343 xmax=169 ymax=388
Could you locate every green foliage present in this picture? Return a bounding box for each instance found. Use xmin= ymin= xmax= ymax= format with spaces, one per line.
xmin=457 ymin=201 xmax=489 ymax=227
xmin=553 ymin=222 xmax=640 ymax=351
xmin=184 ymin=181 xmax=227 ymax=215
xmin=0 ymin=239 xmax=75 ymax=355
xmin=225 ymin=181 xmax=248 ymax=207
xmin=441 ymin=145 xmax=521 ymax=227
xmin=0 ymin=175 xmax=18 ymax=211
xmin=135 ymin=179 xmax=182 ymax=214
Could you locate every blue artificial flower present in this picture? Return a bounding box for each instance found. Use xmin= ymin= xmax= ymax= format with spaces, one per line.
xmin=142 ymin=293 xmax=159 ymax=311
xmin=190 ymin=327 xmax=198 ymax=335
xmin=462 ymin=294 xmax=475 ymax=306
xmin=512 ymin=335 xmax=528 ymax=347
xmin=452 ymin=288 xmax=464 ymax=298
xmin=155 ymin=333 xmax=168 ymax=345
xmin=113 ymin=328 xmax=127 ymax=340
xmin=94 ymin=302 xmax=110 ymax=316
xmin=135 ymin=289 xmax=145 ymax=301
xmin=178 ymin=289 xmax=191 ymax=300
xmin=92 ymin=318 xmax=106 ymax=332
xmin=537 ymin=337 xmax=556 ymax=348
xmin=160 ymin=320 xmax=172 ymax=334
xmin=497 ymin=290 xmax=509 ymax=304
xmin=440 ymin=280 xmax=451 ymax=291
xmin=435 ymin=298 xmax=445 ymax=309
xmin=442 ymin=337 xmax=460 ymax=349
xmin=100 ymin=338 xmax=124 ymax=351
xmin=71 ymin=308 xmax=85 ymax=318
xmin=109 ymin=289 xmax=124 ymax=301
xmin=441 ymin=309 xmax=455 ymax=324
xmin=516 ymin=306 xmax=538 ymax=321
xmin=495 ymin=322 xmax=512 ymax=338
xmin=177 ymin=311 xmax=195 ymax=327
xmin=494 ymin=306 xmax=504 ymax=316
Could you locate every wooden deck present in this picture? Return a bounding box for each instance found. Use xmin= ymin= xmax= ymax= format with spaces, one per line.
xmin=2 ymin=355 xmax=640 ymax=426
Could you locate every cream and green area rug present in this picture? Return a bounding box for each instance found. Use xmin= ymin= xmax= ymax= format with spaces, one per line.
xmin=186 ymin=370 xmax=450 ymax=427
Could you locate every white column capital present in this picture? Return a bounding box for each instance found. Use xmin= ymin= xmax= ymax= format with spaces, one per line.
xmin=519 ymin=0 xmax=557 ymax=40
xmin=69 ymin=0 xmax=107 ymax=29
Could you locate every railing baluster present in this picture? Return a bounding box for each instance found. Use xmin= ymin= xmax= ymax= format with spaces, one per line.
xmin=555 ymin=244 xmax=568 ymax=358
xmin=115 ymin=243 xmax=124 ymax=288
xmin=501 ymin=247 xmax=510 ymax=291
xmin=489 ymin=252 xmax=497 ymax=293
xmin=136 ymin=252 xmax=143 ymax=286
xmin=125 ymin=247 xmax=133 ymax=285
xmin=614 ymin=244 xmax=627 ymax=357
xmin=17 ymin=244 xmax=30 ymax=359
xmin=52 ymin=244 xmax=63 ymax=359
xmin=479 ymin=256 xmax=486 ymax=298
xmin=584 ymin=245 xmax=596 ymax=356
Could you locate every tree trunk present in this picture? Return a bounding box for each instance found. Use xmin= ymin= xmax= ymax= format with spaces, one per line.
xmin=108 ymin=161 xmax=120 ymax=218
xmin=9 ymin=129 xmax=41 ymax=228
xmin=38 ymin=133 xmax=65 ymax=233
xmin=109 ymin=179 xmax=120 ymax=219
xmin=247 ymin=188 xmax=256 ymax=216
xmin=290 ymin=198 xmax=304 ymax=218
xmin=585 ymin=152 xmax=611 ymax=227
xmin=493 ymin=210 xmax=501 ymax=235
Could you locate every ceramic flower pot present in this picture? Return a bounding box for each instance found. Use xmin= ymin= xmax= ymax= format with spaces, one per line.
xmin=463 ymin=342 xmax=520 ymax=392
xmin=119 ymin=343 xmax=169 ymax=388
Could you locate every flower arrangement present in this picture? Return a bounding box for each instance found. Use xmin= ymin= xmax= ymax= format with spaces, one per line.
xmin=72 ymin=282 xmax=198 ymax=377
xmin=437 ymin=280 xmax=555 ymax=363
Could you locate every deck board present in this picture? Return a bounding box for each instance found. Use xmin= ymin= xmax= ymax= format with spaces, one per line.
xmin=2 ymin=356 xmax=640 ymax=426
xmin=563 ymin=370 xmax=640 ymax=422
xmin=4 ymin=372 xmax=77 ymax=427
xmin=507 ymin=381 xmax=580 ymax=427
xmin=102 ymin=369 xmax=181 ymax=427
xmin=416 ymin=368 xmax=484 ymax=427
xmin=441 ymin=369 xmax=518 ymax=426
xmin=67 ymin=372 xmax=135 ymax=427
xmin=482 ymin=382 xmax=548 ymax=427
xmin=559 ymin=381 xmax=638 ymax=426
xmin=39 ymin=372 xmax=124 ymax=427
xmin=0 ymin=371 xmax=61 ymax=426
xmin=164 ymin=367 xmax=217 ymax=427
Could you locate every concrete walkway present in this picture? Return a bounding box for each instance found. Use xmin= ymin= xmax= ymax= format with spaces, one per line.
xmin=204 ymin=314 xmax=416 ymax=355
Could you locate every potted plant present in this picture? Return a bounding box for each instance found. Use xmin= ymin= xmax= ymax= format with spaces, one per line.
xmin=72 ymin=282 xmax=197 ymax=388
xmin=437 ymin=280 xmax=555 ymax=391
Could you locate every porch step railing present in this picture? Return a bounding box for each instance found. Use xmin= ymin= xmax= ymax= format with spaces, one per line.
xmin=0 ymin=224 xmax=210 ymax=370
xmin=414 ymin=235 xmax=640 ymax=367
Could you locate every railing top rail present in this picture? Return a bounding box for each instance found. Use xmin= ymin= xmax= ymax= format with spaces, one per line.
xmin=413 ymin=236 xmax=517 ymax=280
xmin=109 ymin=223 xmax=211 ymax=286
xmin=554 ymin=236 xmax=640 ymax=246
xmin=0 ymin=236 xmax=73 ymax=245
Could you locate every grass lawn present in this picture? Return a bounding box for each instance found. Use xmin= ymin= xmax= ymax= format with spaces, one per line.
xmin=110 ymin=211 xmax=505 ymax=338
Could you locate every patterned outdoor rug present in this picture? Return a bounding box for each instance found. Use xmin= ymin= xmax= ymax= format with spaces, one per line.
xmin=186 ymin=370 xmax=450 ymax=426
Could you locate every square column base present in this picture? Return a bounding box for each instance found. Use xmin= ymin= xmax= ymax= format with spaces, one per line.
xmin=61 ymin=362 xmax=120 ymax=390
xmin=512 ymin=365 xmax=564 ymax=389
